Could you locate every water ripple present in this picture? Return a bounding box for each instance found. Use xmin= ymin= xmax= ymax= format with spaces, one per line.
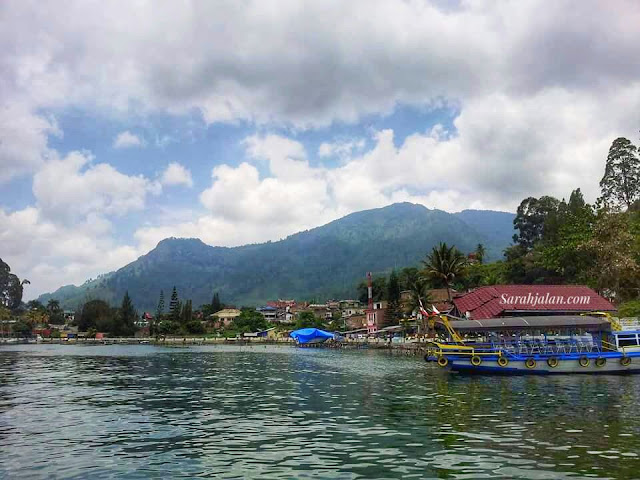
xmin=0 ymin=344 xmax=639 ymax=479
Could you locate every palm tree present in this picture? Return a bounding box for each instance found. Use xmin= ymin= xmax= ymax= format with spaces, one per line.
xmin=47 ymin=299 xmax=60 ymax=312
xmin=475 ymin=244 xmax=486 ymax=264
xmin=405 ymin=277 xmax=431 ymax=314
xmin=421 ymin=242 xmax=467 ymax=302
xmin=405 ymin=278 xmax=432 ymax=335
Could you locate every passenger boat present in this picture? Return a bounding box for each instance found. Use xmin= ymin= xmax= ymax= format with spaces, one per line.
xmin=425 ymin=313 xmax=640 ymax=374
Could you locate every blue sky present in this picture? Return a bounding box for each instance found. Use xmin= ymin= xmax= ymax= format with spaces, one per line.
xmin=1 ymin=0 xmax=639 ymax=297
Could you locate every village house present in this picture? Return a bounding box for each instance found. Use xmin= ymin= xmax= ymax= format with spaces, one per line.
xmin=339 ymin=299 xmax=362 ymax=310
xmin=452 ymin=285 xmax=616 ymax=320
xmin=366 ymin=300 xmax=388 ymax=334
xmin=256 ymin=306 xmax=277 ymax=322
xmin=276 ymin=311 xmax=295 ymax=323
xmin=211 ymin=308 xmax=242 ymax=328
xmin=327 ymin=300 xmax=341 ymax=310
xmin=309 ymin=304 xmax=333 ymax=320
xmin=341 ymin=306 xmax=365 ymax=318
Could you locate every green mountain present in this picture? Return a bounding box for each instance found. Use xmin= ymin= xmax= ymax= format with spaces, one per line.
xmin=38 ymin=203 xmax=515 ymax=311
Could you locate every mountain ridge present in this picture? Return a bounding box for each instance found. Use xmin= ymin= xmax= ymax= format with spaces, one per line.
xmin=38 ymin=202 xmax=515 ymax=311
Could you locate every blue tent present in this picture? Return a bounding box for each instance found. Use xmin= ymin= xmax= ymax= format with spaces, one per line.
xmin=290 ymin=328 xmax=335 ymax=344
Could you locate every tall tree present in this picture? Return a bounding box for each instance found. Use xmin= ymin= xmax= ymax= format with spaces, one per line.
xmin=475 ymin=244 xmax=486 ymax=264
xmin=46 ymin=299 xmax=64 ymax=324
xmin=539 ymin=189 xmax=596 ymax=282
xmin=181 ymin=299 xmax=192 ymax=326
xmin=0 ymin=258 xmax=28 ymax=310
xmin=212 ymin=292 xmax=222 ymax=312
xmin=599 ymin=137 xmax=640 ymax=210
xmin=169 ymin=286 xmax=180 ymax=323
xmin=513 ymin=196 xmax=560 ymax=250
xmin=421 ymin=243 xmax=467 ymax=301
xmin=115 ymin=291 xmax=137 ymax=337
xmin=152 ymin=289 xmax=165 ymax=336
xmin=156 ymin=290 xmax=165 ymax=320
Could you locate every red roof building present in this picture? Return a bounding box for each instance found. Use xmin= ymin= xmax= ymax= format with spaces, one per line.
xmin=452 ymin=285 xmax=616 ymax=320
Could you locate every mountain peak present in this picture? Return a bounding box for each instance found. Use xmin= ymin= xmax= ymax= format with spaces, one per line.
xmin=156 ymin=237 xmax=208 ymax=248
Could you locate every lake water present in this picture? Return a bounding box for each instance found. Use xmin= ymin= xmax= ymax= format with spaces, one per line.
xmin=1 ymin=344 xmax=639 ymax=479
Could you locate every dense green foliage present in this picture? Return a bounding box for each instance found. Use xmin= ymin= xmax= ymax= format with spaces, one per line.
xmin=294 ymin=311 xmax=326 ymax=330
xmin=39 ymin=204 xmax=515 ymax=311
xmin=77 ymin=299 xmax=113 ymax=331
xmin=619 ymin=300 xmax=640 ymax=318
xmin=233 ymin=309 xmax=267 ymax=334
xmin=386 ymin=270 xmax=402 ymax=323
xmin=46 ymin=299 xmax=65 ymax=324
xmin=499 ymin=186 xmax=640 ymax=301
xmin=75 ymin=293 xmax=137 ymax=336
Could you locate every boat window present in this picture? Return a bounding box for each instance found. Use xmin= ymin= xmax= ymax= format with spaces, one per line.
xmin=617 ymin=335 xmax=639 ymax=347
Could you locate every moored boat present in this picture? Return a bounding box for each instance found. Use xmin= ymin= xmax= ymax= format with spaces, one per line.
xmin=425 ymin=314 xmax=640 ymax=374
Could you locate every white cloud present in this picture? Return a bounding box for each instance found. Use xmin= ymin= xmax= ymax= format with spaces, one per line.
xmin=1 ymin=1 xmax=638 ymax=128
xmin=318 ymin=138 xmax=366 ymax=160
xmin=32 ymin=150 xmax=154 ymax=223
xmin=0 ymin=206 xmax=140 ymax=297
xmin=113 ymin=131 xmax=145 ymax=149
xmin=0 ymin=151 xmax=162 ymax=297
xmin=0 ymin=102 xmax=61 ymax=183
xmin=160 ymin=162 xmax=193 ymax=187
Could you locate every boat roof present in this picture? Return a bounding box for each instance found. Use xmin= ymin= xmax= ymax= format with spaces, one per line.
xmin=444 ymin=315 xmax=611 ymax=332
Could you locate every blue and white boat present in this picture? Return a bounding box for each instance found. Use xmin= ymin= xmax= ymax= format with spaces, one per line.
xmin=425 ymin=314 xmax=640 ymax=374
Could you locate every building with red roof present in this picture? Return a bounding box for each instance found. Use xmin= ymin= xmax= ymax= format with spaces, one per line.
xmin=452 ymin=285 xmax=616 ymax=320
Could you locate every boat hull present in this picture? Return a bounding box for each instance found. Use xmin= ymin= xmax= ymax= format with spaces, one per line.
xmin=442 ymin=353 xmax=640 ymax=375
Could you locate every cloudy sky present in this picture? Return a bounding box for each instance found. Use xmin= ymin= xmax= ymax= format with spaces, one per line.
xmin=1 ymin=0 xmax=639 ymax=298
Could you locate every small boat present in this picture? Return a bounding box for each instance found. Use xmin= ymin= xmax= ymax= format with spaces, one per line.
xmin=425 ymin=313 xmax=640 ymax=374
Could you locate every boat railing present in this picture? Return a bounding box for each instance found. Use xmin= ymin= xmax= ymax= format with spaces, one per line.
xmin=434 ymin=337 xmax=610 ymax=358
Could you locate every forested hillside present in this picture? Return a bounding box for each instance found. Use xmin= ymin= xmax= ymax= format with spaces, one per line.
xmin=38 ymin=203 xmax=515 ymax=311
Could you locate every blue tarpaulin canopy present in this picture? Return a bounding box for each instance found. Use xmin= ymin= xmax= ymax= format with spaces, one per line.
xmin=290 ymin=328 xmax=335 ymax=344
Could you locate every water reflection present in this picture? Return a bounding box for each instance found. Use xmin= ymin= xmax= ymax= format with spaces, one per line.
xmin=0 ymin=345 xmax=639 ymax=479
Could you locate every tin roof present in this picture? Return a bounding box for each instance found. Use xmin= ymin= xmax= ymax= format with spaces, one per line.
xmin=444 ymin=315 xmax=611 ymax=332
xmin=453 ymin=285 xmax=616 ymax=319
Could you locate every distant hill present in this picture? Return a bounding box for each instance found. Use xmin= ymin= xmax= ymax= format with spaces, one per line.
xmin=38 ymin=203 xmax=515 ymax=311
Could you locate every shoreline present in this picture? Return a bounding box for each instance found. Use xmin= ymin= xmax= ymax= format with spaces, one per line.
xmin=1 ymin=337 xmax=430 ymax=356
